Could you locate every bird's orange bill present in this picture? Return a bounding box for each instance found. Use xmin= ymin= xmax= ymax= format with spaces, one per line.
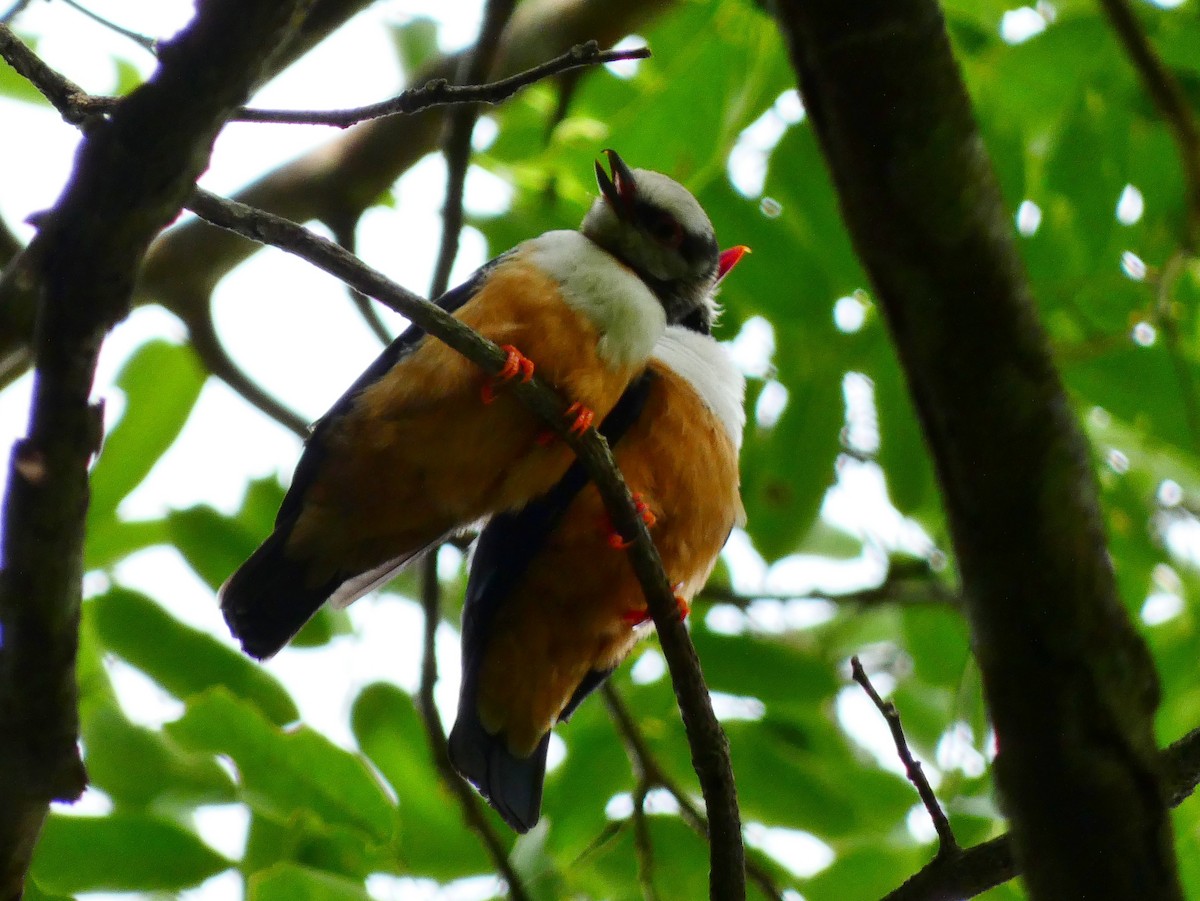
xmin=595 ymin=148 xmax=637 ymax=218
xmin=718 ymin=245 xmax=751 ymax=281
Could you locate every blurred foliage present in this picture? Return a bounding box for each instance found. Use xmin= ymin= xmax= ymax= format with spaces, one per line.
xmin=4 ymin=0 xmax=1200 ymax=898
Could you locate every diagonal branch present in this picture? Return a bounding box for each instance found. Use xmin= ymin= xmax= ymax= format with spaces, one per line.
xmin=850 ymin=657 xmax=958 ymax=856
xmin=185 ymin=310 xmax=309 ymax=438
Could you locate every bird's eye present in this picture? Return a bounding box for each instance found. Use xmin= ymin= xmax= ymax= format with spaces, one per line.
xmin=647 ymin=212 xmax=683 ymax=248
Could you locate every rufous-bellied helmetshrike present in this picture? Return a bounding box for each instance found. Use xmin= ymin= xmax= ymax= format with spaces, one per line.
xmin=221 ymin=151 xmax=732 ymax=662
xmin=450 ymin=246 xmax=749 ymax=832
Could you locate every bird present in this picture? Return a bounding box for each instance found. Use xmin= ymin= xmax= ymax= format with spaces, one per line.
xmin=448 ymin=246 xmax=748 ymax=832
xmin=220 ymin=150 xmax=726 ymax=661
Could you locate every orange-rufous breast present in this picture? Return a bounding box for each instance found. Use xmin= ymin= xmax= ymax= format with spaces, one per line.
xmin=476 ymin=325 xmax=746 ymax=756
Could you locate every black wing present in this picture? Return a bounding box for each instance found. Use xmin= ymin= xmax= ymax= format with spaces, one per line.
xmin=448 ymin=369 xmax=657 ymax=831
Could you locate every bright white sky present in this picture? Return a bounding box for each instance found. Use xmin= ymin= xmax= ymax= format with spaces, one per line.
xmin=0 ymin=2 xmax=950 ymax=898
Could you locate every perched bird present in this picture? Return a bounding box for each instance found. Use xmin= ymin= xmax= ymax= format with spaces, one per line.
xmin=221 ymin=151 xmax=725 ymax=661
xmin=449 ymin=247 xmax=748 ymax=832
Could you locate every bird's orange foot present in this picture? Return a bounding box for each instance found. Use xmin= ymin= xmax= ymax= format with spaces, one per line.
xmin=605 ymin=493 xmax=657 ymax=550
xmin=674 ymin=589 xmax=691 ymax=620
xmin=481 ymin=345 xmax=535 ymax=404
xmin=621 ymin=588 xmax=689 ymax=628
xmin=564 ymin=401 xmax=594 ymax=435
xmin=534 ymin=400 xmax=596 ymax=445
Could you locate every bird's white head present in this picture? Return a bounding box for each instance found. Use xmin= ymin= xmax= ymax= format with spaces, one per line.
xmin=582 ymin=149 xmax=720 ymax=328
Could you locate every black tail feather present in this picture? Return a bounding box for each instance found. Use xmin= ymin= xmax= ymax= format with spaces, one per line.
xmin=448 ymin=704 xmax=549 ymax=834
xmin=219 ymin=529 xmax=340 ymax=660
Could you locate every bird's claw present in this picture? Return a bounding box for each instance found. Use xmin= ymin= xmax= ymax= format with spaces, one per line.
xmin=564 ymin=401 xmax=594 ymax=435
xmin=605 ymin=493 xmax=656 ymax=549
xmin=622 ymin=586 xmax=689 ymax=627
xmin=481 ymin=345 xmax=534 ymax=404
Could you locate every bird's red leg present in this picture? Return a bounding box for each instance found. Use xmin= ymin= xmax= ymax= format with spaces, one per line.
xmin=622 ymin=583 xmax=689 ymax=627
xmin=481 ymin=345 xmax=535 ymax=404
xmin=535 ymin=400 xmax=597 ymax=445
xmin=604 ymin=493 xmax=657 ymax=550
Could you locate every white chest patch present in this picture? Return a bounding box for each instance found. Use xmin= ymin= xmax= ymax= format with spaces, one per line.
xmin=651 ymin=326 xmax=747 ymax=449
xmin=524 ymin=230 xmax=666 ymax=370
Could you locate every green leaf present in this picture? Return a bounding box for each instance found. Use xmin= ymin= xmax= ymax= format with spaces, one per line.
xmin=87 ymin=586 xmax=298 ymax=725
xmin=901 ymin=605 xmax=971 ymax=688
xmin=22 ymin=880 xmax=75 ymax=901
xmin=389 ymin=17 xmax=439 ymax=77
xmin=690 ymin=626 xmax=839 ymax=711
xmin=0 ymin=35 xmax=52 ymax=105
xmin=248 ymin=863 xmax=371 ymax=901
xmin=740 ymin=373 xmax=844 ymax=560
xmin=88 ymin=339 xmax=206 ymax=520
xmin=169 ymin=689 xmax=396 ymax=844
xmin=802 ymin=844 xmax=924 ymax=901
xmin=30 ymin=813 xmax=229 ymax=893
xmin=169 ymin=503 xmax=265 ymax=593
xmin=350 ymin=682 xmax=494 ymax=879
xmin=82 ymin=703 xmax=235 ymax=808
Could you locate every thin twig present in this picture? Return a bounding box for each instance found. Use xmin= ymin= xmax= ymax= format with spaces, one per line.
xmin=326 ymin=213 xmax=392 ymax=345
xmin=700 ymin=577 xmax=958 ymax=610
xmin=880 ymin=723 xmax=1200 ymax=901
xmin=416 ymin=550 xmax=532 ymax=901
xmin=428 ymin=0 xmax=518 ymax=299
xmin=850 ymin=657 xmax=959 ymax=857
xmin=58 ymin=0 xmax=158 ymax=54
xmin=602 ymin=685 xmax=785 ymax=901
xmin=69 ymin=42 xmax=651 ymax=128
xmin=631 ymin=780 xmax=662 ymax=901
xmin=185 ymin=311 xmax=309 ymax=438
xmin=0 ymin=0 xmax=34 ymax=25
xmin=605 ymin=684 xmax=663 ymax=901
xmin=0 ymin=24 xmax=100 ymax=124
xmin=1098 ymin=0 xmax=1200 ymax=249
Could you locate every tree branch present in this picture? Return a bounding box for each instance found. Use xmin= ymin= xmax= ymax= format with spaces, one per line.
xmin=0 ymin=1 xmax=313 ymax=896
xmin=184 ymin=310 xmax=309 ymax=438
xmin=416 ymin=552 xmax=532 ymax=901
xmin=850 ymin=657 xmax=958 ymax=856
xmin=880 ymin=724 xmax=1200 ymax=901
xmin=602 ymin=685 xmax=782 ymax=901
xmin=773 ymin=3 xmax=1181 ymax=899
xmin=1097 ymin=0 xmax=1200 ymax=250
xmin=326 ymin=213 xmax=392 ymax=346
xmin=700 ymin=564 xmax=958 ymax=611
xmin=0 ymin=0 xmax=677 ymax=391
xmin=428 ymin=0 xmax=519 ymax=300
xmin=66 ymin=43 xmax=650 ymax=127
xmin=183 ymin=187 xmax=746 ymax=898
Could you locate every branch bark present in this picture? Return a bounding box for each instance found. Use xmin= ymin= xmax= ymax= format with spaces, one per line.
xmin=0 ymin=0 xmax=313 ymax=896
xmin=0 ymin=0 xmax=676 ymax=390
xmin=773 ymin=3 xmax=1181 ymax=899
xmin=881 ymin=724 xmax=1200 ymax=901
